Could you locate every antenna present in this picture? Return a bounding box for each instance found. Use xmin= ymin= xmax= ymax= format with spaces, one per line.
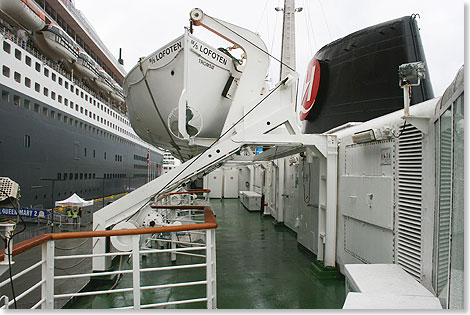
xmin=118 ymin=48 xmax=124 ymax=65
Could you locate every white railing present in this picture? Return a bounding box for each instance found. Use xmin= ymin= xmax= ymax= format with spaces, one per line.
xmin=0 ymin=204 xmax=217 ymax=309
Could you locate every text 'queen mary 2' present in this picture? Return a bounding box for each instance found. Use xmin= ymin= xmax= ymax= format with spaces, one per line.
xmin=0 ymin=0 xmax=163 ymax=209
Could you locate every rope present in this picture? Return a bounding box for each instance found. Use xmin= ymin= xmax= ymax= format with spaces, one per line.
xmin=55 ymin=238 xmax=89 ymax=251
xmin=317 ymin=0 xmax=333 ymax=41
xmin=54 ymin=257 xmax=87 ymax=270
xmin=209 ymin=15 xmax=296 ymax=73
xmin=256 ymin=0 xmax=270 ymax=33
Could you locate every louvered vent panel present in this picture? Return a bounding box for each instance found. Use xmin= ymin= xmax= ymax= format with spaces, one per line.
xmin=397 ymin=125 xmax=423 ymax=280
xmin=436 ymin=126 xmax=452 ymax=294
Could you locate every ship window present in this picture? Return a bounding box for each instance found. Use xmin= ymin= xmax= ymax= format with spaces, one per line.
xmin=93 ymin=100 xmax=96 ymax=106
xmin=23 ymin=99 xmax=30 ymax=110
xmin=84 ymin=147 xmax=87 ymax=157
xmin=80 ymin=173 xmax=83 ymax=180
xmin=57 ymin=173 xmax=61 ymax=180
xmin=43 ymin=68 xmax=49 ymax=77
xmin=104 ymin=152 xmax=107 ymax=160
xmin=85 ymin=95 xmax=88 ymax=101
xmin=63 ymin=116 xmax=68 ymax=123
xmin=3 ymin=41 xmax=10 ymax=53
xmin=51 ymin=91 xmax=55 ymax=100
xmin=69 ymin=173 xmax=73 ymax=180
xmin=59 ymin=77 xmax=63 ymax=85
xmin=25 ymin=77 xmax=31 ymax=87
xmin=13 ymin=95 xmax=20 ymax=106
xmin=93 ymin=113 xmax=96 ymax=119
xmin=80 ymin=91 xmax=84 ymax=98
xmin=80 ymin=106 xmax=83 ymax=113
xmin=89 ymin=112 xmax=92 ymax=118
xmin=2 ymin=65 xmax=10 ymax=77
xmin=63 ymin=173 xmax=67 ymax=180
xmin=35 ymin=83 xmax=40 ymax=92
xmin=14 ymin=49 xmax=21 ymax=60
xmin=23 ymin=135 xmax=30 ymax=148
xmin=34 ymin=103 xmax=40 ymax=112
xmin=58 ymin=95 xmax=62 ymax=103
xmin=75 ymin=173 xmax=78 ymax=180
xmin=80 ymin=122 xmax=83 ymax=129
xmin=64 ymin=98 xmax=68 ymax=106
xmin=76 ymin=89 xmax=79 ymax=96
xmin=25 ymin=55 xmax=31 ymax=66
xmin=35 ymin=62 xmax=40 ymax=72
xmin=85 ymin=109 xmax=88 ymax=115
xmin=43 ymin=87 xmax=48 ymax=97
xmin=14 ymin=72 xmax=20 ymax=83
xmin=93 ymin=150 xmax=96 ymax=158
xmin=51 ymin=73 xmax=56 ymax=81
xmin=57 ymin=113 xmax=61 ymax=121
xmin=75 ymin=120 xmax=78 ymax=128
xmin=1 ymin=90 xmax=9 ymax=102
xmin=42 ymin=107 xmax=48 ymax=116
xmin=70 ymin=101 xmax=74 ymax=109
xmin=50 ymin=110 xmax=55 ymax=119
xmin=93 ymin=173 xmax=95 ymax=179
xmin=70 ymin=118 xmax=73 ymax=126
xmin=65 ymin=81 xmax=68 ymax=89
xmin=84 ymin=173 xmax=87 ymax=180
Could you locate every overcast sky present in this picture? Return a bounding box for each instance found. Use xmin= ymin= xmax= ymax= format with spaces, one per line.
xmin=74 ymin=0 xmax=464 ymax=97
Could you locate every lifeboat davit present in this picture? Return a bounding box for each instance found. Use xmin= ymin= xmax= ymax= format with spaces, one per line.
xmin=72 ymin=51 xmax=99 ymax=81
xmin=32 ymin=24 xmax=79 ymax=65
xmin=0 ymin=0 xmax=45 ymax=31
xmin=124 ymin=33 xmax=241 ymax=160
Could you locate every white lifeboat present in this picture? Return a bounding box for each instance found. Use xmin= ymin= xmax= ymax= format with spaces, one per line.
xmin=92 ymin=68 xmax=114 ymax=94
xmin=110 ymin=83 xmax=125 ymax=104
xmin=0 ymin=0 xmax=46 ymax=31
xmin=32 ymin=24 xmax=79 ymax=65
xmin=124 ymin=32 xmax=241 ymax=160
xmin=72 ymin=51 xmax=99 ymax=81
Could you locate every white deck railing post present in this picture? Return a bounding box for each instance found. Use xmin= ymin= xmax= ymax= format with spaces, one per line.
xmin=205 ymin=229 xmax=216 ymax=309
xmin=171 ymin=232 xmax=177 ymax=262
xmin=41 ymin=241 xmax=55 ymax=309
xmin=132 ymin=235 xmax=141 ymax=309
xmin=211 ymin=228 xmax=217 ymax=308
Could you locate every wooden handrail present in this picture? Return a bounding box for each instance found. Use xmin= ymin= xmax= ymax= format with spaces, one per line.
xmin=1 ymin=206 xmax=217 ymax=259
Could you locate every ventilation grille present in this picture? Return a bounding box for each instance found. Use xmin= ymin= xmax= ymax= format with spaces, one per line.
xmin=396 ymin=125 xmax=423 ymax=280
xmin=435 ymin=124 xmax=452 ymax=294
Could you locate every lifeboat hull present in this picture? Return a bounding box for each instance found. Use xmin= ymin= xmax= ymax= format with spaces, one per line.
xmin=124 ymin=34 xmax=238 ymax=160
xmin=110 ymin=90 xmax=125 ymax=104
xmin=32 ymin=31 xmax=77 ymax=65
xmin=0 ymin=0 xmax=45 ymax=31
xmin=72 ymin=61 xmax=98 ymax=81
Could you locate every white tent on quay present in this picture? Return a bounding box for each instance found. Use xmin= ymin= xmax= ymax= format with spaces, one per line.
xmin=55 ymin=193 xmax=94 ymax=207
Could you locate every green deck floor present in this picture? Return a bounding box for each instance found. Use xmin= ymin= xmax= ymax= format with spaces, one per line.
xmin=65 ymin=199 xmax=346 ymax=309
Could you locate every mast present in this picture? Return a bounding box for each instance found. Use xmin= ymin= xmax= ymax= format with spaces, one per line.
xmin=277 ymin=0 xmax=302 ymax=80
